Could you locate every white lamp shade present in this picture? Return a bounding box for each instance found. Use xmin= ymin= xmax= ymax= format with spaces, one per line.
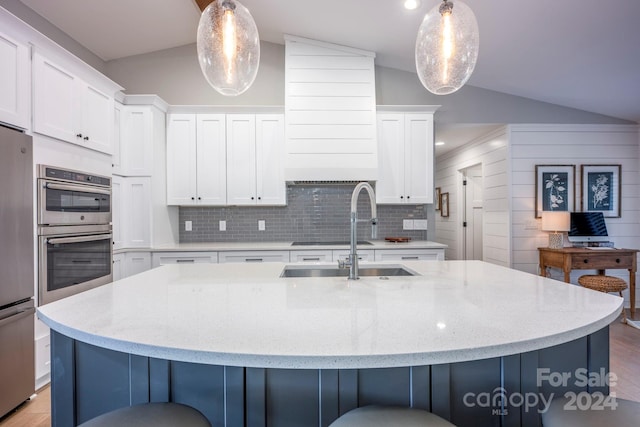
xmin=197 ymin=0 xmax=260 ymax=96
xmin=415 ymin=0 xmax=479 ymax=95
xmin=541 ymin=211 xmax=570 ymax=232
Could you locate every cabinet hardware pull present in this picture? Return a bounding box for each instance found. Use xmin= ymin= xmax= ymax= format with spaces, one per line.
xmin=616 ymin=259 xmax=621 ymax=263
xmin=302 ymin=257 xmax=320 ymax=261
xmin=245 ymin=258 xmax=263 ymax=262
xmin=76 ymin=133 xmax=82 ymax=138
xmin=176 ymin=259 xmax=195 ymax=263
xmin=84 ymin=136 xmax=89 ymax=140
xmin=583 ymin=259 xmax=589 ymax=263
xmin=401 ymin=256 xmax=419 ymax=260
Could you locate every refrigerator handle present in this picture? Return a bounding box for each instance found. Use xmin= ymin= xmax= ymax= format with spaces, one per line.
xmin=0 ymin=307 xmax=35 ymax=327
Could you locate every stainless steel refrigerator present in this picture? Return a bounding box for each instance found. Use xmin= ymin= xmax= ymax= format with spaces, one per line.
xmin=0 ymin=125 xmax=35 ymax=418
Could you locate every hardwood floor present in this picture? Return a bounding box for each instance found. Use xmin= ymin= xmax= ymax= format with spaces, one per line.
xmin=1 ymin=313 xmax=638 ymax=426
xmin=0 ymin=385 xmax=50 ymax=427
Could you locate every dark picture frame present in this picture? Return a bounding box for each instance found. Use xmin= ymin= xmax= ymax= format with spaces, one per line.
xmin=440 ymin=192 xmax=449 ymax=217
xmin=581 ymin=164 xmax=621 ymax=218
xmin=535 ymin=165 xmax=575 ymax=218
xmin=435 ymin=187 xmax=441 ymax=211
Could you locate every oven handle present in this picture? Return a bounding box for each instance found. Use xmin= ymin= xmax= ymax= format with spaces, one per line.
xmin=45 ymin=182 xmax=111 ymax=196
xmin=47 ymin=233 xmax=112 ymax=245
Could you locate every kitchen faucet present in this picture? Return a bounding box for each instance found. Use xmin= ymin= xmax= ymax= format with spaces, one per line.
xmin=340 ymin=182 xmax=378 ymax=280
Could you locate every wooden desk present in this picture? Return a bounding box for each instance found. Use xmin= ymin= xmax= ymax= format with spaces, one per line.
xmin=539 ymin=247 xmax=638 ymax=318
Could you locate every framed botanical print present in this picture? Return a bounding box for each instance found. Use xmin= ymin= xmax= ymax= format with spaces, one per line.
xmin=581 ymin=164 xmax=621 ymax=218
xmin=435 ymin=187 xmax=441 ymax=211
xmin=440 ymin=192 xmax=449 ymax=217
xmin=535 ymin=165 xmax=575 ymax=218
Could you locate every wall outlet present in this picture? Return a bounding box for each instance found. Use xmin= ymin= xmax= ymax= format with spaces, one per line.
xmin=414 ymin=219 xmax=428 ymax=230
xmin=258 ymin=220 xmax=266 ymax=231
xmin=219 ymin=220 xmax=226 ymax=231
xmin=185 ymin=220 xmax=192 ymax=232
xmin=403 ymin=219 xmax=414 ymax=230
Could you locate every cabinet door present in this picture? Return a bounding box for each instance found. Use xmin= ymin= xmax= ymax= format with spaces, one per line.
xmin=123 ymin=177 xmax=151 ymax=248
xmin=218 ymin=251 xmax=289 ymax=263
xmin=374 ymin=249 xmax=443 ymax=261
xmin=404 ymin=113 xmax=433 ymax=204
xmin=256 ymin=115 xmax=286 ymax=205
xmin=167 ymin=114 xmax=197 ymax=205
xmin=121 ymin=106 xmax=153 ymax=175
xmin=0 ymin=31 xmax=29 ymax=129
xmin=111 ymin=176 xmax=124 ymax=250
xmin=196 ymin=114 xmax=227 ymax=205
xmin=124 ymin=252 xmax=152 ymax=277
xmin=81 ymin=83 xmax=113 ymax=154
xmin=33 ymin=52 xmax=78 ymax=143
xmin=376 ymin=113 xmax=405 ymax=204
xmin=112 ymin=103 xmax=123 ymax=174
xmin=226 ymin=115 xmax=257 ymax=205
xmin=112 ymin=253 xmax=125 ymax=281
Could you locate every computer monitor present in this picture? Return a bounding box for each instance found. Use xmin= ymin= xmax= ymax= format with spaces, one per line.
xmin=568 ymin=212 xmax=609 ymax=243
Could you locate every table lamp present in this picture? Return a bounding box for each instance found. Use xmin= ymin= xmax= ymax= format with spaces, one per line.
xmin=541 ymin=211 xmax=570 ymax=249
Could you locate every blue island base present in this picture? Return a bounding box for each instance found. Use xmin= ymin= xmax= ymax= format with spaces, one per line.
xmin=50 ymin=327 xmax=610 ymax=427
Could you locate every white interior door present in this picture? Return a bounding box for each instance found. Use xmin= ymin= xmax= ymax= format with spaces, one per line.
xmin=463 ymin=164 xmax=483 ymax=260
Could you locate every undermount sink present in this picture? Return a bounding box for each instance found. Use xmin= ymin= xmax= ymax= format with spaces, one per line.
xmin=280 ymin=264 xmax=418 ymax=278
xmin=291 ymin=241 xmax=373 ymax=246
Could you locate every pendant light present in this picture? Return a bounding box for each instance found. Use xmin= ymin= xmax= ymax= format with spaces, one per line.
xmin=197 ymin=0 xmax=260 ymax=96
xmin=415 ymin=0 xmax=479 ymax=95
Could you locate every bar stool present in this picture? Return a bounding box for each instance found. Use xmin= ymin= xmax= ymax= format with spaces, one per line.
xmin=578 ymin=274 xmax=627 ymax=323
xmin=329 ymin=406 xmax=456 ymax=427
xmin=541 ymin=394 xmax=640 ymax=426
xmin=77 ymin=402 xmax=211 ymax=427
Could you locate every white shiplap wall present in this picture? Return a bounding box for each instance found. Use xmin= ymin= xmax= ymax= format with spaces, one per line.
xmin=435 ymin=127 xmax=511 ymax=266
xmin=284 ymin=35 xmax=377 ymax=181
xmin=509 ymin=124 xmax=639 ymax=306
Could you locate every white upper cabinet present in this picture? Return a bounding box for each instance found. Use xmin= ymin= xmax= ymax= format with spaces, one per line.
xmin=284 ymin=36 xmax=377 ymax=181
xmin=116 ymin=105 xmax=155 ymax=176
xmin=33 ymin=51 xmax=114 ymax=154
xmin=227 ymin=114 xmax=286 ymax=206
xmin=167 ymin=113 xmax=227 ymax=205
xmin=376 ymin=111 xmax=435 ymax=204
xmin=0 ymin=30 xmax=29 ymax=129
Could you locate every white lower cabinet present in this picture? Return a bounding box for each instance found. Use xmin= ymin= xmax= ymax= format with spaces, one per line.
xmin=112 ymin=253 xmax=125 ymax=281
xmin=152 ymin=252 xmax=218 ymax=268
xmin=218 ymin=251 xmax=289 ymax=264
xmin=125 ymin=251 xmax=152 ymax=277
xmin=374 ymin=249 xmax=444 ymax=261
xmin=289 ymin=250 xmax=333 ymax=263
xmin=332 ymin=249 xmax=375 ymax=263
xmin=35 ymin=334 xmax=51 ymax=388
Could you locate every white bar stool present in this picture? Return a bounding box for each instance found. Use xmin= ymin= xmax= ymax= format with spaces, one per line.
xmin=329 ymin=405 xmax=456 ymax=426
xmin=77 ymin=402 xmax=211 ymax=427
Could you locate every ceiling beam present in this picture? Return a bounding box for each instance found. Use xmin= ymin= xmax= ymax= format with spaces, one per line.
xmin=194 ymin=0 xmax=213 ymax=12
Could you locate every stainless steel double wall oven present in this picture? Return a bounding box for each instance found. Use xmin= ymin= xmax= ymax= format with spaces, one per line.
xmin=37 ymin=165 xmax=113 ymax=305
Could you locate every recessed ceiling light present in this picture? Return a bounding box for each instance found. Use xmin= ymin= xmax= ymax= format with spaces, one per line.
xmin=435 ymin=141 xmax=445 ymax=146
xmin=404 ymin=0 xmax=420 ymax=10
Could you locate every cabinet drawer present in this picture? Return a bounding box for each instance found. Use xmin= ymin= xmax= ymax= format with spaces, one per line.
xmin=218 ymin=251 xmax=289 ymax=263
xmin=332 ymin=249 xmax=375 ymax=262
xmin=570 ymin=253 xmax=635 ymax=270
xmin=375 ymin=249 xmax=444 ymax=262
xmin=290 ymin=250 xmax=333 ymax=263
xmin=152 ymin=252 xmax=218 ymax=268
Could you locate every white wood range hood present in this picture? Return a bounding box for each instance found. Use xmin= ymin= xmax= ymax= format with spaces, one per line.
xmin=284 ymin=35 xmax=378 ymax=181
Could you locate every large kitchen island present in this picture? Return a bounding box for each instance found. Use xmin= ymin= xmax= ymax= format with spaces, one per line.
xmin=38 ymin=260 xmax=621 ymax=427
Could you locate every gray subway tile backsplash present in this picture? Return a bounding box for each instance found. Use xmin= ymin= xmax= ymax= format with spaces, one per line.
xmin=179 ymin=184 xmax=428 ymax=243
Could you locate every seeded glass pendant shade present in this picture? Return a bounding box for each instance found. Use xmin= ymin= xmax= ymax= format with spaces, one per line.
xmin=415 ymin=0 xmax=479 ymax=95
xmin=197 ymin=0 xmax=260 ymax=96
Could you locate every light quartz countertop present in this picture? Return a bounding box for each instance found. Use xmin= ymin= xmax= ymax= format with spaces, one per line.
xmin=147 ymin=240 xmax=448 ymax=252
xmin=37 ymin=260 xmax=621 ymax=369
